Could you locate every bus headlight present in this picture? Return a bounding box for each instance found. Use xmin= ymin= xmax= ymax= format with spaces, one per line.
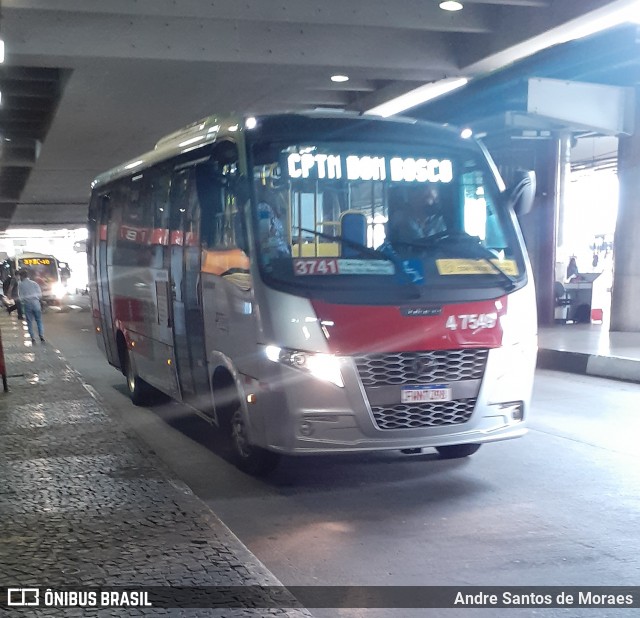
xmin=52 ymin=282 xmax=67 ymax=299
xmin=265 ymin=345 xmax=344 ymax=388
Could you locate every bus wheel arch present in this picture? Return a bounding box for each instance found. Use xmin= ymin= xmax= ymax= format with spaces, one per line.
xmin=117 ymin=331 xmax=155 ymax=406
xmin=211 ymin=366 xmax=241 ymax=422
xmin=211 ymin=365 xmax=280 ymax=476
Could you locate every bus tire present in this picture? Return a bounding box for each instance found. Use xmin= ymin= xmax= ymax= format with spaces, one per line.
xmin=229 ymin=408 xmax=280 ymax=476
xmin=436 ymin=443 xmax=481 ymax=459
xmin=124 ymin=347 xmax=155 ymax=406
xmin=211 ymin=369 xmax=280 ymax=475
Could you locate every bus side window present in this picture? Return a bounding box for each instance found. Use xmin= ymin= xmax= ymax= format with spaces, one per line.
xmin=148 ymin=166 xmax=171 ymax=267
xmin=198 ymin=142 xmax=247 ymax=254
xmin=169 ymin=168 xmax=197 ymax=247
xmin=87 ymin=194 xmax=99 ymax=266
xmin=107 ymin=184 xmax=127 ymax=267
xmin=195 ymin=161 xmax=221 ymax=249
xmin=110 ymin=172 xmax=162 ymax=268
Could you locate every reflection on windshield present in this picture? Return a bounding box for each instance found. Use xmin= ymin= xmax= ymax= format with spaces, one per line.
xmin=252 ymin=144 xmax=523 ymax=292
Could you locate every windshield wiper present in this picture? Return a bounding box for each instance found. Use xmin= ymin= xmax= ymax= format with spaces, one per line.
xmin=463 ymin=247 xmax=517 ymax=292
xmin=408 ymin=231 xmax=518 ymax=292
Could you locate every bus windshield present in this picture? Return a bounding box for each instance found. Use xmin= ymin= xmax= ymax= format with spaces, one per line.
xmin=251 ymin=141 xmax=526 ymax=303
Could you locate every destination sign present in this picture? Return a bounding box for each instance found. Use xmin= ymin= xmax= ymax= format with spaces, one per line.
xmin=286 ymin=153 xmax=453 ymax=184
xmin=20 ymin=258 xmax=52 ymax=266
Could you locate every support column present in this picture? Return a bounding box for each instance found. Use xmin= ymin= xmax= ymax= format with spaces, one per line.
xmin=611 ymin=89 xmax=640 ymax=332
xmin=554 ymin=134 xmax=573 ymax=283
xmin=519 ymin=137 xmax=567 ymax=326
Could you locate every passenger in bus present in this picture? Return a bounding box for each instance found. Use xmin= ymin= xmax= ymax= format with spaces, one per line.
xmin=17 ymin=269 xmax=45 ymax=344
xmin=257 ymin=191 xmax=290 ymax=261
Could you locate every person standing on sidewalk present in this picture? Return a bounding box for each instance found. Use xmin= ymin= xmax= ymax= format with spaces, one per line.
xmin=17 ymin=269 xmax=45 ymax=344
xmin=6 ymin=275 xmax=24 ymax=320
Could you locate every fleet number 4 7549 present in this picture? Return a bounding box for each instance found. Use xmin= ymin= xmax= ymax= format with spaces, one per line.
xmin=445 ymin=313 xmax=498 ymax=331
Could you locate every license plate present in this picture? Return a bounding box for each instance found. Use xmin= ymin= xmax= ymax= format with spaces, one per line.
xmin=401 ymin=384 xmax=452 ymax=403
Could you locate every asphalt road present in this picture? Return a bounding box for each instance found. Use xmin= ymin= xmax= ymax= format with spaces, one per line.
xmin=39 ymin=300 xmax=640 ymax=617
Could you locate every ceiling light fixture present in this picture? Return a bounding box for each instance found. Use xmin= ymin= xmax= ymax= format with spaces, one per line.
xmin=331 ymin=74 xmax=349 ymax=83
xmin=439 ymin=1 xmax=463 ymax=11
xmin=365 ymin=77 xmax=469 ymax=117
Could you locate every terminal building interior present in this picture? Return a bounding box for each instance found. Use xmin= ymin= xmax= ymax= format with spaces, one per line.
xmin=0 ymin=1 xmax=639 ymax=336
xmin=1 ymin=2 xmax=640 ymax=612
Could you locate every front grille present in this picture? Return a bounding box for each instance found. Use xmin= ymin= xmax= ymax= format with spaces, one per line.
xmin=371 ymin=399 xmax=476 ymax=430
xmin=354 ymin=349 xmax=489 ymax=387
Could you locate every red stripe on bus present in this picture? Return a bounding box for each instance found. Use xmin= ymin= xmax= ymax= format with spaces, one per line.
xmin=119 ymin=224 xmax=147 ymax=244
xmin=170 ymin=230 xmax=184 ymax=246
xmin=150 ymin=228 xmax=169 ymax=245
xmin=310 ymin=298 xmax=507 ymax=354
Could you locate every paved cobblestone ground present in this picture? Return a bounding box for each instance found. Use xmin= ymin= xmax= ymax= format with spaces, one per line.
xmin=0 ymin=312 xmax=311 ymax=617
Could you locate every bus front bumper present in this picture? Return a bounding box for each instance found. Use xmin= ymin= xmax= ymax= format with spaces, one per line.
xmin=266 ymin=406 xmax=527 ymax=454
xmin=243 ymin=340 xmax=535 ymax=455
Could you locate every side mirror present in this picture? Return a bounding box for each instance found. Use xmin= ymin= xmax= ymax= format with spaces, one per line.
xmin=509 ymin=170 xmax=536 ymax=217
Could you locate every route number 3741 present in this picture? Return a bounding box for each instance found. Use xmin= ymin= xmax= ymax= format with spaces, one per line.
xmin=294 ymin=259 xmax=339 ymax=276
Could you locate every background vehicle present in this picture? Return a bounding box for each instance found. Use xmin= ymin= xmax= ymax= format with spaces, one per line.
xmin=88 ymin=113 xmax=537 ymax=475
xmin=1 ymin=252 xmax=69 ymax=306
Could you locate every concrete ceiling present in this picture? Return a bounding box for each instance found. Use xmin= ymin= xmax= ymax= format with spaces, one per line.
xmin=0 ymin=0 xmax=629 ymax=229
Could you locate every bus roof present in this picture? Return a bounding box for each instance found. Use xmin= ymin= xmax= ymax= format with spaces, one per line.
xmin=16 ymin=252 xmax=57 ymax=260
xmin=91 ymin=114 xmax=240 ymax=190
xmin=90 ymin=112 xmax=466 ymax=191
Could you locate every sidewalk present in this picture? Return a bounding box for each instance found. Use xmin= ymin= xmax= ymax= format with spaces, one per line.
xmin=0 ymin=310 xmax=311 ymax=616
xmin=538 ymin=321 xmax=640 ymax=383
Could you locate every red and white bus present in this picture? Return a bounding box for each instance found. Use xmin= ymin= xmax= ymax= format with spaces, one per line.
xmin=88 ymin=113 xmax=537 ymax=474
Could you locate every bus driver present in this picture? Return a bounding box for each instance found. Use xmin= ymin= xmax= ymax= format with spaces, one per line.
xmin=387 ymin=183 xmax=446 ymax=245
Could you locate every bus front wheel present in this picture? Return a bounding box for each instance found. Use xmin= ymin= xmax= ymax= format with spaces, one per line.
xmin=436 ymin=443 xmax=481 ymax=459
xmin=229 ymin=408 xmax=280 ymax=476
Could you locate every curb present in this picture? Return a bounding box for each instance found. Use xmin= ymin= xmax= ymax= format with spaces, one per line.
xmin=537 ymin=348 xmax=640 ymax=383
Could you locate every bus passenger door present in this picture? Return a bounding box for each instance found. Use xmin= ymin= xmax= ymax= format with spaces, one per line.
xmin=198 ymin=144 xmax=259 ymax=381
xmin=168 ymin=164 xmax=211 ymax=411
xmin=95 ymin=194 xmax=118 ymax=366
